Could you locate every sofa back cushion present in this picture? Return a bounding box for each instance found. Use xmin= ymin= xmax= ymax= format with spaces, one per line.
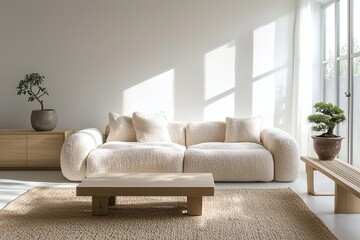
xmin=168 ymin=121 xmax=186 ymax=146
xmin=225 ymin=116 xmax=262 ymax=143
xmin=107 ymin=112 xmax=137 ymax=142
xmin=186 ymin=121 xmax=226 ymax=147
xmin=105 ymin=113 xmax=186 ymax=145
xmin=132 ymin=112 xmax=171 ymax=142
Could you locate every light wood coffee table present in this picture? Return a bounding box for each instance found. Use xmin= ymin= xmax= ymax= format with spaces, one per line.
xmin=77 ymin=173 xmax=215 ymax=216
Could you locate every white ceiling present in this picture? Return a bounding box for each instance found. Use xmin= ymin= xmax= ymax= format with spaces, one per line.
xmin=316 ymin=0 xmax=333 ymax=5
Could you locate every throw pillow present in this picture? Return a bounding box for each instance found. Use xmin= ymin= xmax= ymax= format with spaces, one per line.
xmin=132 ymin=112 xmax=171 ymax=142
xmin=106 ymin=112 xmax=137 ymax=142
xmin=225 ymin=116 xmax=262 ymax=143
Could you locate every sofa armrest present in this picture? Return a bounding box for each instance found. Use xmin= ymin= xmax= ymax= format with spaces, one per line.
xmin=60 ymin=128 xmax=104 ymax=181
xmin=260 ymin=128 xmax=300 ymax=182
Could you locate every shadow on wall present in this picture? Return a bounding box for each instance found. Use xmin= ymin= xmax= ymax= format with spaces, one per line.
xmin=121 ymin=14 xmax=294 ymax=132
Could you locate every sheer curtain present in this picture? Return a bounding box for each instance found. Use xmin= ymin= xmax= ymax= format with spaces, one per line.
xmin=292 ymin=0 xmax=322 ymax=156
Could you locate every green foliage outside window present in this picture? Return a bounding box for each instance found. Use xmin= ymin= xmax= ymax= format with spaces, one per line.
xmin=325 ymin=40 xmax=360 ymax=80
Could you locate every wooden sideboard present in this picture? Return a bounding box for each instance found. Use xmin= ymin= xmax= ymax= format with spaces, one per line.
xmin=0 ymin=129 xmax=75 ymax=169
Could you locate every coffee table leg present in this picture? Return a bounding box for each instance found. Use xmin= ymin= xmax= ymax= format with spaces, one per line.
xmin=92 ymin=196 xmax=109 ymax=216
xmin=109 ymin=196 xmax=116 ymax=206
xmin=187 ymin=196 xmax=202 ymax=216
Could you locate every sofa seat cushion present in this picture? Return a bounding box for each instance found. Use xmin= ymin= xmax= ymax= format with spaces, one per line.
xmin=86 ymin=142 xmax=185 ymax=176
xmin=184 ymin=142 xmax=274 ymax=182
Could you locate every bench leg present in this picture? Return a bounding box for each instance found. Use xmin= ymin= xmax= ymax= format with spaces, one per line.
xmin=335 ymin=184 xmax=360 ymax=213
xmin=92 ymin=196 xmax=109 ymax=216
xmin=306 ymin=164 xmax=334 ymax=196
xmin=306 ymin=164 xmax=315 ymax=195
xmin=187 ymin=196 xmax=202 ymax=216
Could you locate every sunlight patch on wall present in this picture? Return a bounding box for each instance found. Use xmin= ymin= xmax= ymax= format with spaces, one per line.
xmin=252 ymin=69 xmax=288 ymax=129
xmin=203 ymin=41 xmax=235 ymax=120
xmin=253 ymin=22 xmax=275 ymax=78
xmin=204 ymin=41 xmax=236 ymax=100
xmin=252 ymin=76 xmax=275 ymax=128
xmin=123 ymin=69 xmax=174 ymax=119
xmin=252 ymin=15 xmax=291 ymax=129
xmin=204 ymin=93 xmax=234 ymax=121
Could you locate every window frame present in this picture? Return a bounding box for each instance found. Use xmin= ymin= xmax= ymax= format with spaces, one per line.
xmin=321 ymin=0 xmax=358 ymax=164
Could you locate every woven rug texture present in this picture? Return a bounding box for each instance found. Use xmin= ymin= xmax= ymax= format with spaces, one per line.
xmin=0 ymin=187 xmax=337 ymax=240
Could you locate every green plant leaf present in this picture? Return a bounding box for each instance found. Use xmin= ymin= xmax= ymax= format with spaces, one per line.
xmin=16 ymin=73 xmax=50 ymax=108
xmin=308 ymin=102 xmax=346 ymax=136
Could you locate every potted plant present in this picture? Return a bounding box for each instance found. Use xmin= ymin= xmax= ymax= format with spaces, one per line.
xmin=16 ymin=73 xmax=57 ymax=131
xmin=307 ymin=102 xmax=346 ymax=160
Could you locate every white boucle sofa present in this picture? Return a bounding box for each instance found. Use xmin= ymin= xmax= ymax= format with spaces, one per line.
xmin=184 ymin=122 xmax=299 ymax=182
xmin=61 ymin=119 xmax=299 ymax=182
xmin=61 ymin=122 xmax=186 ymax=181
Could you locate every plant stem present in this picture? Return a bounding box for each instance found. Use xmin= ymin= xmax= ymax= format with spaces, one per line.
xmin=30 ymin=85 xmax=44 ymax=110
xmin=327 ymin=127 xmax=334 ymax=135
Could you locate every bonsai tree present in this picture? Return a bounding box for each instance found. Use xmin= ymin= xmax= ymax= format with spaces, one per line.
xmin=307 ymin=102 xmax=346 ymax=138
xmin=16 ymin=73 xmax=49 ymax=111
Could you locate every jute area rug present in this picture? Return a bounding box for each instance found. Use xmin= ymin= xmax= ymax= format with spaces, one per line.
xmin=0 ymin=187 xmax=336 ymax=240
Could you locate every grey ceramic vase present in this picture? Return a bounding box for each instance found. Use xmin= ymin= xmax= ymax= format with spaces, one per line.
xmin=31 ymin=109 xmax=57 ymax=131
xmin=312 ymin=136 xmax=344 ymax=160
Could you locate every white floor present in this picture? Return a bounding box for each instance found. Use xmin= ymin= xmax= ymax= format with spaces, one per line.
xmin=0 ymin=170 xmax=359 ymax=240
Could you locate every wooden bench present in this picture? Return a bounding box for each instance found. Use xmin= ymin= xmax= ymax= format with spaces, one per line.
xmin=301 ymin=156 xmax=360 ymax=213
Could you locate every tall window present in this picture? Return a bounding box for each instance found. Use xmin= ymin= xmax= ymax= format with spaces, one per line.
xmin=322 ymin=0 xmax=360 ymax=167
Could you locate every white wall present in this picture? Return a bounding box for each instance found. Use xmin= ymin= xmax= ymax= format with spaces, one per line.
xmin=0 ymin=0 xmax=297 ymax=132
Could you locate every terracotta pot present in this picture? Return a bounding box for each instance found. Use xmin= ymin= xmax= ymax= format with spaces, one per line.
xmin=311 ymin=136 xmax=344 ymax=160
xmin=31 ymin=109 xmax=57 ymax=131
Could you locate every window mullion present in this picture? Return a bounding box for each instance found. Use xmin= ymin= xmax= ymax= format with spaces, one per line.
xmin=335 ymin=1 xmax=340 ymax=107
xmin=348 ymin=0 xmax=353 ymax=164
xmin=321 ymin=6 xmax=326 ymax=99
xmin=351 ymin=52 xmax=360 ymax=58
xmin=336 ymin=56 xmax=348 ymax=61
xmin=323 ymin=0 xmax=339 ymax=9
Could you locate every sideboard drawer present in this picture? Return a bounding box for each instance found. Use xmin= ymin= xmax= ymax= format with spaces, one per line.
xmin=27 ymin=135 xmax=64 ymax=167
xmin=0 ymin=129 xmax=74 ymax=169
xmin=0 ymin=135 xmax=27 ymax=167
